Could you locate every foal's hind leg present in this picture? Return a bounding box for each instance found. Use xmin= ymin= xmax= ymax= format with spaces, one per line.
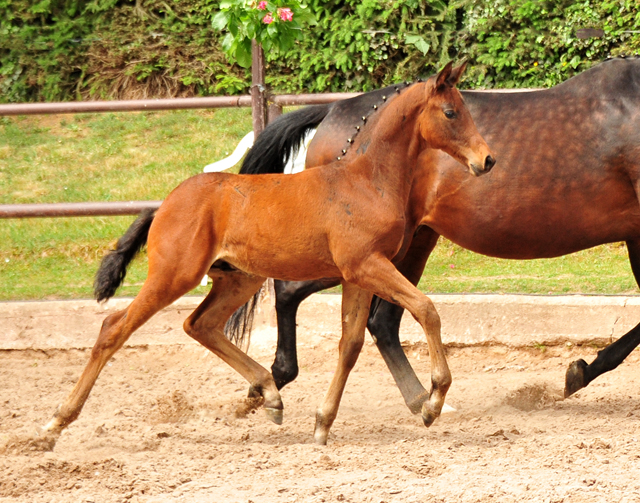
xmin=42 ymin=280 xmax=189 ymax=439
xmin=183 ymin=271 xmax=284 ymax=424
xmin=566 ymin=238 xmax=640 ymax=397
xmin=314 ymin=282 xmax=373 ymax=445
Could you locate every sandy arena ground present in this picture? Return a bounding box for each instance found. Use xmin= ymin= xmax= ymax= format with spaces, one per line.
xmin=2 ymin=300 xmax=640 ymax=503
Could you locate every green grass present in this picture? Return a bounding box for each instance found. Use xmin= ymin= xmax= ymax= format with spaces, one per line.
xmin=1 ymin=108 xmax=252 ymax=300
xmin=1 ymin=109 xmax=638 ymax=301
xmin=419 ymin=239 xmax=636 ymax=295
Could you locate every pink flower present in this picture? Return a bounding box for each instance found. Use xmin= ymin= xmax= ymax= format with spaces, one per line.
xmin=262 ymin=13 xmax=274 ymax=24
xmin=278 ymin=7 xmax=293 ymax=21
xmin=257 ymin=1 xmax=267 ymax=10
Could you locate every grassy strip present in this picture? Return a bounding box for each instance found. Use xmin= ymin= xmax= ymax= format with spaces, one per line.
xmin=1 ymin=109 xmax=251 ymax=300
xmin=420 ymin=240 xmax=636 ymax=295
xmin=1 ymin=110 xmax=637 ymax=301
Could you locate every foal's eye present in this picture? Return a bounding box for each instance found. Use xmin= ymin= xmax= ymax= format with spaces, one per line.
xmin=444 ymin=109 xmax=456 ymax=119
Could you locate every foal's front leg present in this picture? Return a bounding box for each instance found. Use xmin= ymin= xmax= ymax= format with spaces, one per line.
xmin=367 ymin=226 xmax=440 ymax=413
xmin=347 ymin=255 xmax=451 ymax=427
xmin=314 ymin=282 xmax=373 ymax=445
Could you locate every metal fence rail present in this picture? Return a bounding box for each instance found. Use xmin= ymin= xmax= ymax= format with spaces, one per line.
xmin=0 ymin=93 xmax=358 ymax=116
xmin=0 ymin=92 xmax=359 ymax=218
xmin=0 ymin=201 xmax=163 ymax=218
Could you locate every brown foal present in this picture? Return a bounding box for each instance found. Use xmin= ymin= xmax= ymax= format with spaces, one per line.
xmin=41 ymin=62 xmax=493 ymax=445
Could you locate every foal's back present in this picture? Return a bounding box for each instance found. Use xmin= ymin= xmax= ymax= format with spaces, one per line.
xmin=153 ymin=164 xmax=405 ymax=282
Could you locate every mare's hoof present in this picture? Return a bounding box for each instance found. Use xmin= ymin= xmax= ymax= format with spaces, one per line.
xmin=406 ymin=390 xmax=430 ymax=415
xmin=565 ymin=359 xmax=588 ymax=398
xmin=265 ymin=407 xmax=283 ymax=425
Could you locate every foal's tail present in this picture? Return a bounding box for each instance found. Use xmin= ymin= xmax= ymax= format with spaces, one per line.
xmin=225 ymin=104 xmax=331 ymax=347
xmin=94 ymin=209 xmax=156 ymax=302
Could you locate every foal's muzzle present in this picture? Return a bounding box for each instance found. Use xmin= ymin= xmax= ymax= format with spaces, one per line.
xmin=470 ymin=155 xmax=496 ymax=176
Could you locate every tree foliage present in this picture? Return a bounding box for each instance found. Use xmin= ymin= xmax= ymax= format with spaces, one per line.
xmin=1 ymin=0 xmax=638 ymax=102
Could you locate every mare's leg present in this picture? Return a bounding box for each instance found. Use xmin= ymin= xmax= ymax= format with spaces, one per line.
xmin=344 ymin=255 xmax=451 ymax=427
xmin=271 ymin=278 xmax=341 ymax=389
xmin=184 ymin=271 xmax=284 ymax=423
xmin=565 ymin=238 xmax=640 ymax=397
xmin=314 ymin=282 xmax=373 ymax=445
xmin=42 ymin=274 xmax=201 ymax=438
xmin=367 ymin=226 xmax=439 ymax=413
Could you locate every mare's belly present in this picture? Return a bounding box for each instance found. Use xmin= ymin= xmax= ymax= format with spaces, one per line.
xmin=422 ymin=172 xmax=640 ymax=259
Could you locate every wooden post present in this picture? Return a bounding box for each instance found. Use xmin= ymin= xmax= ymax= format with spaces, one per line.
xmin=251 ymin=40 xmax=276 ymax=323
xmin=268 ymin=103 xmax=283 ymax=123
xmin=251 ymin=40 xmax=267 ymax=137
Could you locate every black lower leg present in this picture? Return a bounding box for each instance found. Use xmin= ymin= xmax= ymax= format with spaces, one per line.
xmin=271 ymin=278 xmax=340 ymax=389
xmin=565 ymin=322 xmax=640 ymax=397
xmin=368 ymin=297 xmax=428 ymax=414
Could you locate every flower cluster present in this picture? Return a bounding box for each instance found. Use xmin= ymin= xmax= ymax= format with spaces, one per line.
xmin=213 ymin=0 xmax=316 ymax=68
xmin=257 ymin=2 xmax=294 ymax=24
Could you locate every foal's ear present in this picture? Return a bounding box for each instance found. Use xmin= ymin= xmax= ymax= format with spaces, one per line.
xmin=435 ymin=61 xmax=454 ymax=89
xmin=447 ymin=60 xmax=468 ymax=86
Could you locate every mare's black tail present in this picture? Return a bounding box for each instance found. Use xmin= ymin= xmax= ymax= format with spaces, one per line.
xmin=94 ymin=209 xmax=156 ymax=302
xmin=239 ymin=104 xmax=330 ymax=174
xmin=226 ymin=104 xmax=331 ymax=348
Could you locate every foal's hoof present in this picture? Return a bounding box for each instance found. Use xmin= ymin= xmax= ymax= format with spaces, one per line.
xmin=313 ymin=430 xmax=329 ymax=446
xmin=247 ymin=385 xmax=262 ymax=400
xmin=313 ymin=411 xmax=330 ymax=445
xmin=565 ymin=359 xmax=588 ymax=398
xmin=421 ymin=403 xmax=439 ymax=427
xmin=265 ymin=407 xmax=284 ymax=425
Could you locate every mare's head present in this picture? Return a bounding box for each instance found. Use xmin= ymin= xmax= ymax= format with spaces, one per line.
xmin=420 ymin=62 xmax=495 ymax=176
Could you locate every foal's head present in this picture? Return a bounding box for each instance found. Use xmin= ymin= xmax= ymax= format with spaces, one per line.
xmin=420 ymin=62 xmax=495 ymax=176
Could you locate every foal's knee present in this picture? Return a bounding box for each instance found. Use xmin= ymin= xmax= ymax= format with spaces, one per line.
xmin=183 ymin=316 xmax=197 ymax=338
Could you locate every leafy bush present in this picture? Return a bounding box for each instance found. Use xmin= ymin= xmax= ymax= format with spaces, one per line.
xmin=1 ymin=0 xmax=639 ymax=102
xmin=457 ymin=0 xmax=640 ymax=88
xmin=81 ymin=0 xmax=249 ymax=99
xmin=212 ymin=0 xmax=316 ymax=68
xmin=0 ymin=0 xmax=114 ymax=102
xmin=265 ymin=0 xmax=462 ymax=92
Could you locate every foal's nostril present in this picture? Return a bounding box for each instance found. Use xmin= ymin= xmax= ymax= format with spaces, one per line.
xmin=484 ymin=155 xmax=496 ymax=171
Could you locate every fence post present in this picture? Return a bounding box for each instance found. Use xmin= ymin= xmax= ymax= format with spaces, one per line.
xmin=268 ymin=102 xmax=283 ymax=123
xmin=251 ymin=40 xmax=267 ymax=137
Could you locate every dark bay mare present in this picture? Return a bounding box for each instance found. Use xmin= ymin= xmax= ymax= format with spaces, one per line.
xmin=233 ymin=56 xmax=640 ymax=415
xmin=40 ymin=63 xmax=494 ymax=446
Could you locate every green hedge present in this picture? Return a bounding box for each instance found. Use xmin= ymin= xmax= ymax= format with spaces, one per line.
xmin=1 ymin=0 xmax=638 ymax=102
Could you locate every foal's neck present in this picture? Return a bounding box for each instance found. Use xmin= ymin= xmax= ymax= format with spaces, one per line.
xmin=352 ymin=83 xmax=428 ymax=200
